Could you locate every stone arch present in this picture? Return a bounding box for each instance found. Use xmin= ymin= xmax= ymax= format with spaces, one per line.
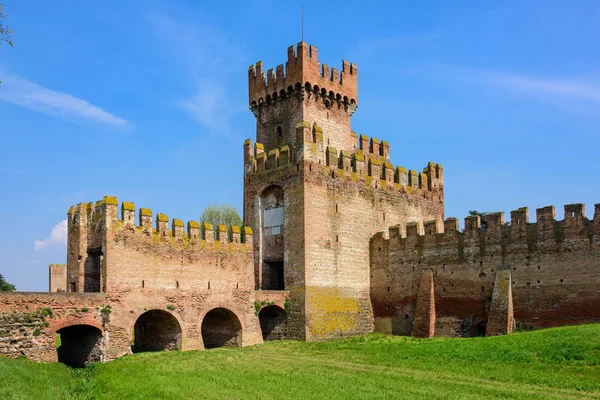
xmin=56 ymin=324 xmax=103 ymax=367
xmin=132 ymin=309 xmax=182 ymax=353
xmin=201 ymin=308 xmax=242 ymax=349
xmin=260 ymin=185 xmax=285 ymax=290
xmin=258 ymin=305 xmax=287 ymax=341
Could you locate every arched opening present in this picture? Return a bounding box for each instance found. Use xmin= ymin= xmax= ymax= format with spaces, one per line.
xmin=201 ymin=308 xmax=242 ymax=349
xmin=259 ymin=305 xmax=287 ymax=341
xmin=132 ymin=310 xmax=182 ymax=353
xmin=56 ymin=324 xmax=103 ymax=367
xmin=260 ymin=185 xmax=285 ymax=290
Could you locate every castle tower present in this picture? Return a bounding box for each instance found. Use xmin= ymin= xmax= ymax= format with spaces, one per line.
xmin=244 ymin=42 xmax=444 ymax=341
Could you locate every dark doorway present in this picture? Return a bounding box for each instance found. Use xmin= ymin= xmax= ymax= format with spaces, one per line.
xmin=56 ymin=325 xmax=103 ymax=367
xmin=84 ymin=248 xmax=102 ymax=293
xmin=201 ymin=308 xmax=242 ymax=349
xmin=265 ymin=260 xmax=284 ymax=290
xmin=259 ymin=305 xmax=287 ymax=341
xmin=133 ymin=310 xmax=182 ymax=353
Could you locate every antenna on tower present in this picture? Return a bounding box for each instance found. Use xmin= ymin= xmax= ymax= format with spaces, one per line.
xmin=301 ymin=5 xmax=304 ymax=42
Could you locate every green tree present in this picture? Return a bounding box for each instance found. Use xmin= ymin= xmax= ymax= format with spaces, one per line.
xmin=0 ymin=273 xmax=16 ymax=292
xmin=0 ymin=4 xmax=12 ymax=47
xmin=0 ymin=3 xmax=13 ymax=85
xmin=468 ymin=210 xmax=489 ymax=230
xmin=200 ymin=203 xmax=242 ymax=239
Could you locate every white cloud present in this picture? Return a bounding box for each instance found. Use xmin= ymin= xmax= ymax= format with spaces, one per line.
xmin=470 ymin=69 xmax=600 ymax=103
xmin=34 ymin=219 xmax=67 ymax=252
xmin=0 ymin=73 xmax=129 ymax=126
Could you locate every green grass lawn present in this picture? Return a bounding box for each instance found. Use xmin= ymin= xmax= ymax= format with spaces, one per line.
xmin=2 ymin=324 xmax=600 ymax=399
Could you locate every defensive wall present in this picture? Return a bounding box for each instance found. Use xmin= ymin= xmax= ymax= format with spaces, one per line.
xmin=370 ymin=203 xmax=600 ymax=338
xmin=244 ymin=117 xmax=444 ymax=341
xmin=3 ymin=41 xmax=599 ymax=365
xmin=0 ymin=196 xmax=290 ymax=365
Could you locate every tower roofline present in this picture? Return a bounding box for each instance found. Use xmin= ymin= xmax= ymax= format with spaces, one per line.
xmin=248 ymin=42 xmax=358 ymax=108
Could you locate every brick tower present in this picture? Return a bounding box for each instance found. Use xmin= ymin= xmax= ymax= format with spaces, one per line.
xmin=244 ymin=42 xmax=444 ymax=341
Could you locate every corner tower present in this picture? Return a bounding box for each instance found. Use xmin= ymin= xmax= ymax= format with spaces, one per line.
xmin=244 ymin=42 xmax=444 ymax=341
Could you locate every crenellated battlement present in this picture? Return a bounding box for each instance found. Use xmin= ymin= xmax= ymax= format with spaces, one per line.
xmin=375 ymin=202 xmax=600 ymax=253
xmin=243 ymin=138 xmax=292 ymax=173
xmin=243 ymin=122 xmax=443 ymax=195
xmin=68 ymin=196 xmax=253 ymax=251
xmin=248 ymin=42 xmax=358 ymax=113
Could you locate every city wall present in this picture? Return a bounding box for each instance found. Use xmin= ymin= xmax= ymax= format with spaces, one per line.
xmin=370 ymin=203 xmax=600 ymax=337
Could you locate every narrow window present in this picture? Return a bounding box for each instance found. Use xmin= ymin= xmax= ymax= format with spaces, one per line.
xmin=142 ymin=280 xmax=145 ymax=288
xmin=277 ymin=126 xmax=282 ymax=137
xmin=176 ymin=281 xmax=179 ymax=289
xmin=335 ymin=204 xmax=338 ymax=213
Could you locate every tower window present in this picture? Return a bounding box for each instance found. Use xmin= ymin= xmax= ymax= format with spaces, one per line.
xmin=277 ymin=127 xmax=282 ymax=137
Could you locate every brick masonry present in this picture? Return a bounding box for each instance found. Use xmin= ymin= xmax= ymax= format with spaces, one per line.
xmin=0 ymin=42 xmax=599 ymax=364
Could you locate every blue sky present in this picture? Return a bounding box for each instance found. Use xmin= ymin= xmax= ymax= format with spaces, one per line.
xmin=1 ymin=1 xmax=599 ymax=291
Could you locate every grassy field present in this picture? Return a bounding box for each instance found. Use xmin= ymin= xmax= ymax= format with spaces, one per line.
xmin=1 ymin=324 xmax=599 ymax=399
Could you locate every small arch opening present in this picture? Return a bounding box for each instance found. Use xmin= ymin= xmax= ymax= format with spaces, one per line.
xmin=201 ymin=308 xmax=242 ymax=349
xmin=56 ymin=324 xmax=103 ymax=367
xmin=258 ymin=305 xmax=287 ymax=341
xmin=132 ymin=310 xmax=182 ymax=353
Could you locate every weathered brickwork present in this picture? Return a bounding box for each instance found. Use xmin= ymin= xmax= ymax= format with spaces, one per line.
xmin=1 ymin=41 xmax=598 ymax=364
xmin=49 ymin=264 xmax=67 ymax=292
xmin=245 ymin=42 xmax=443 ymax=341
xmin=371 ymin=204 xmax=600 ymax=337
xmin=0 ymin=292 xmax=105 ymax=363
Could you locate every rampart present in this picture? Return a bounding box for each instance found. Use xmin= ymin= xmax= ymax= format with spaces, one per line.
xmin=66 ymin=196 xmax=254 ymax=294
xmin=0 ymin=197 xmax=287 ymax=365
xmin=370 ymin=203 xmax=600 ymax=337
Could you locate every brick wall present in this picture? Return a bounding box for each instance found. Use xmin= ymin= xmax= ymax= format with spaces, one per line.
xmin=371 ymin=203 xmax=600 ymax=337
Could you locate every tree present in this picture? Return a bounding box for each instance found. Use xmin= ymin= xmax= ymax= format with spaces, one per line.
xmin=468 ymin=210 xmax=489 ymax=230
xmin=0 ymin=273 xmax=16 ymax=292
xmin=0 ymin=4 xmax=13 ymax=47
xmin=200 ymin=203 xmax=243 ymax=239
xmin=0 ymin=3 xmax=13 ymax=86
